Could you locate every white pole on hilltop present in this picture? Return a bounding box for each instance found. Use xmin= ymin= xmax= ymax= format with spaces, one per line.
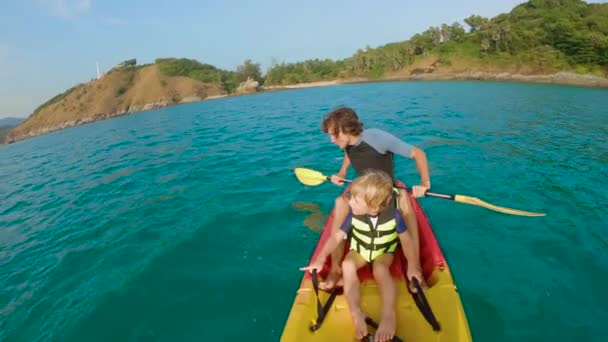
xmin=96 ymin=62 xmax=101 ymax=80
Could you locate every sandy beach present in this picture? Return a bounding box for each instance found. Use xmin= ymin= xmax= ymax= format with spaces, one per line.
xmin=261 ymin=71 xmax=608 ymax=92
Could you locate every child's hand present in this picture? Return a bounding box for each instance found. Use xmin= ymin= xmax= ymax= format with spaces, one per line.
xmin=300 ymin=260 xmax=324 ymax=273
xmin=407 ymin=268 xmax=427 ymax=293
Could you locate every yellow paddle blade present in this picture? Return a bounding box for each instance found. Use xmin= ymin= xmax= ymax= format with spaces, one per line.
xmin=454 ymin=195 xmax=546 ymax=217
xmin=294 ymin=168 xmax=329 ymax=186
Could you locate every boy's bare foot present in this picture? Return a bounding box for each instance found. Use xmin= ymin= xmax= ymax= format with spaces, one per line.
xmin=375 ymin=312 xmax=396 ymax=342
xmin=352 ymin=311 xmax=368 ymax=340
xmin=319 ymin=270 xmax=343 ymax=290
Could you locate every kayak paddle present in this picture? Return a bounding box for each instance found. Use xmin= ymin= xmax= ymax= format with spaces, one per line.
xmin=294 ymin=167 xmax=546 ymax=217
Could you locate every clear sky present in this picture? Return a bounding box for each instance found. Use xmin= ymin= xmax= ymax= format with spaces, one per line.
xmin=0 ymin=0 xmax=602 ymax=118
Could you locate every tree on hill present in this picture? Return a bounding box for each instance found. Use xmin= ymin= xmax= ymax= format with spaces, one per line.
xmin=155 ymin=58 xmax=242 ymax=93
xmin=237 ymin=59 xmax=263 ymax=84
xmin=119 ymin=58 xmax=137 ymax=67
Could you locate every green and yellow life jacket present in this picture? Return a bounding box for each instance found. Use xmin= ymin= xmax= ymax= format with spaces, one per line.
xmin=349 ymin=200 xmax=399 ymax=262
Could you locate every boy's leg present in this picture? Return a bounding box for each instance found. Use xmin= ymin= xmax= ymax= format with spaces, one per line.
xmin=372 ymin=253 xmax=396 ymax=342
xmin=320 ymin=194 xmax=349 ymax=290
xmin=342 ymin=250 xmax=369 ymax=340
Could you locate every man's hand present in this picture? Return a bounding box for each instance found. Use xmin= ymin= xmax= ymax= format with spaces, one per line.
xmin=330 ymin=174 xmax=346 ymax=186
xmin=411 ymin=183 xmax=430 ymax=198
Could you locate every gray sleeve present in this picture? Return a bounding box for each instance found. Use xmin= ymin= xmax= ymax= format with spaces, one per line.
xmin=364 ymin=128 xmax=414 ymax=158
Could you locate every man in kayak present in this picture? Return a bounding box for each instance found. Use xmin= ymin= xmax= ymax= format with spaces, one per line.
xmin=319 ymin=107 xmax=430 ymax=292
xmin=302 ymin=170 xmax=414 ymax=341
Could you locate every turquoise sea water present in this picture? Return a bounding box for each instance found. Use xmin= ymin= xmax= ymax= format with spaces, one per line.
xmin=1 ymin=81 xmax=607 ymax=341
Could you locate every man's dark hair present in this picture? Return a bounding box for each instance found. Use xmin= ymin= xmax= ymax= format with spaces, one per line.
xmin=321 ymin=107 xmax=363 ymax=136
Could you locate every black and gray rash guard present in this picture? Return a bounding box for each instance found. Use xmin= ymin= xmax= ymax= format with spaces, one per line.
xmin=345 ymin=128 xmax=414 ymax=180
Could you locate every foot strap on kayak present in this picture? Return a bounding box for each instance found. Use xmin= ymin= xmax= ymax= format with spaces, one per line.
xmin=363 ymin=317 xmax=404 ymax=342
xmin=310 ymin=270 xmax=339 ymax=332
xmin=410 ymin=277 xmax=441 ymax=331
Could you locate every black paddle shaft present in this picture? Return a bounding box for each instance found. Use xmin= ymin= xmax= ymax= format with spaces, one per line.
xmin=326 ymin=176 xmax=454 ymax=200
xmin=409 ymin=277 xmax=441 ymax=332
xmin=309 ymin=270 xmax=339 ymax=332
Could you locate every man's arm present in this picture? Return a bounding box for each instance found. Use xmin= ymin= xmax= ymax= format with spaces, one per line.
xmin=338 ymin=152 xmax=351 ymax=177
xmin=410 ymin=147 xmax=431 ymax=190
xmin=331 ymin=152 xmax=351 ymax=185
xmin=370 ymin=129 xmax=431 ymax=197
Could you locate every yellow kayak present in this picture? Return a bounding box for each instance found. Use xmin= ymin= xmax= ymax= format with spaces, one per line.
xmin=281 ymin=192 xmax=472 ymax=341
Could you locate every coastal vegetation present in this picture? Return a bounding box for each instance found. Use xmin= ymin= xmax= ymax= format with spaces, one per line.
xmin=265 ymin=0 xmax=608 ymax=84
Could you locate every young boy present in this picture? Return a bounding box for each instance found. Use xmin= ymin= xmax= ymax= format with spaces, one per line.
xmin=319 ymin=107 xmax=429 ymax=292
xmin=301 ymin=170 xmax=417 ymax=342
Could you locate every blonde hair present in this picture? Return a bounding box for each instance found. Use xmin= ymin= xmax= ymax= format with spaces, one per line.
xmin=350 ymin=170 xmax=393 ymax=212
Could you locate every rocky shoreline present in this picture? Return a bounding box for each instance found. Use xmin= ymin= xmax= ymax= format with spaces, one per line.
xmin=403 ymin=71 xmax=608 ymax=87
xmin=264 ymin=71 xmax=608 ymax=90
xmin=4 ymin=99 xmax=174 ymax=144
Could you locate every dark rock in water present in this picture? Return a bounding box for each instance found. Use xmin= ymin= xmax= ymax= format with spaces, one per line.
xmin=291 ymin=202 xmax=327 ymax=233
